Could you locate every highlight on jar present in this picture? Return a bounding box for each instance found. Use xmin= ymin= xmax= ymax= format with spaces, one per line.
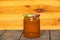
xmin=23 ymin=13 xmax=40 ymax=38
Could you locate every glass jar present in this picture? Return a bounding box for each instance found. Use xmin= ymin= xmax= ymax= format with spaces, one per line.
xmin=23 ymin=16 xmax=40 ymax=38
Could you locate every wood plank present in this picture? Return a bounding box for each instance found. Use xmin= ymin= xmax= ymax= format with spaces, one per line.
xmin=20 ymin=30 xmax=49 ymax=40
xmin=0 ymin=30 xmax=7 ymax=36
xmin=50 ymin=30 xmax=60 ymax=40
xmin=0 ymin=13 xmax=60 ymax=30
xmin=0 ymin=0 xmax=60 ymax=7
xmin=0 ymin=6 xmax=60 ymax=14
xmin=0 ymin=30 xmax=23 ymax=40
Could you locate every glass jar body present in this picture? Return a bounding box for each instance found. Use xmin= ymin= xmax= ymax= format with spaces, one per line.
xmin=23 ymin=17 xmax=40 ymax=38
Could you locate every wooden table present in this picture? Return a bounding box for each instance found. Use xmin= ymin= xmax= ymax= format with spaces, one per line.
xmin=0 ymin=30 xmax=60 ymax=40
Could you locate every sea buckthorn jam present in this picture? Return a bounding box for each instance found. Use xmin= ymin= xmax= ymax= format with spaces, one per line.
xmin=23 ymin=14 xmax=40 ymax=38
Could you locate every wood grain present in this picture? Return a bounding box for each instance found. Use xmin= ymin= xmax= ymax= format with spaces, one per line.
xmin=0 ymin=30 xmax=22 ymax=40
xmin=0 ymin=0 xmax=60 ymax=30
xmin=0 ymin=6 xmax=60 ymax=30
xmin=50 ymin=30 xmax=60 ymax=40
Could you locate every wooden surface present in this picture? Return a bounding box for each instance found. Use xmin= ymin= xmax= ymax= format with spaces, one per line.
xmin=0 ymin=30 xmax=23 ymax=40
xmin=0 ymin=30 xmax=60 ymax=40
xmin=0 ymin=6 xmax=60 ymax=30
xmin=0 ymin=0 xmax=60 ymax=30
xmin=50 ymin=30 xmax=60 ymax=40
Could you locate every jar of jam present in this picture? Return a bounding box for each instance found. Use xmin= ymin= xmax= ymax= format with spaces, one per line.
xmin=23 ymin=14 xmax=40 ymax=38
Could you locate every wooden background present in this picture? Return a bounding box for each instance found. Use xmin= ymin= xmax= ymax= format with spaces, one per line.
xmin=0 ymin=0 xmax=60 ymax=30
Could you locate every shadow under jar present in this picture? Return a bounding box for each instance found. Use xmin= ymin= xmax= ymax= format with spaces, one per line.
xmin=23 ymin=17 xmax=40 ymax=38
